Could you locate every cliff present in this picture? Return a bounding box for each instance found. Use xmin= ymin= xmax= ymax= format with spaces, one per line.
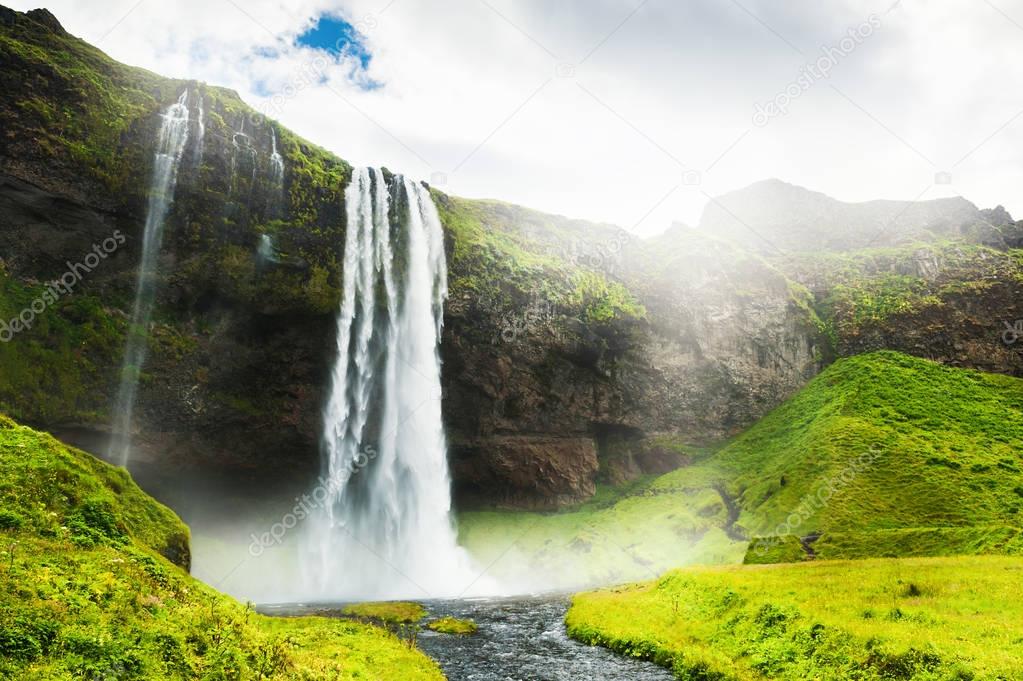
xmin=1 ymin=6 xmax=1017 ymax=513
xmin=0 ymin=6 xmax=824 ymax=509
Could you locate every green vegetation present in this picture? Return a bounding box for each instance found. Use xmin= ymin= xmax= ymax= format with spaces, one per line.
xmin=0 ymin=415 xmax=443 ymax=680
xmin=434 ymin=193 xmax=645 ymax=324
xmin=0 ymin=272 xmax=124 ymax=424
xmin=426 ymin=617 xmax=478 ymax=636
xmin=461 ymin=351 xmax=1023 ymax=586
xmin=341 ymin=602 xmax=426 ymax=625
xmin=681 ymin=350 xmax=1023 ymax=541
xmin=0 ymin=10 xmax=168 ymax=196
xmin=780 ymin=241 xmax=1023 ymax=342
xmin=567 ymin=556 xmax=1023 ymax=679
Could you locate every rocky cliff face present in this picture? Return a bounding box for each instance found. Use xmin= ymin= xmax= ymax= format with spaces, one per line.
xmin=0 ymin=7 xmax=825 ymax=509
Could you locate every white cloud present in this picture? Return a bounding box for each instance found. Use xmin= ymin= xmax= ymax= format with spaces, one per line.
xmin=10 ymin=0 xmax=1023 ymax=234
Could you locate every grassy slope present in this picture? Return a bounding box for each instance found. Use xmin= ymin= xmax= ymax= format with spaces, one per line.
xmin=567 ymin=556 xmax=1023 ymax=680
xmin=459 ymin=351 xmax=1023 ymax=587
xmin=0 ymin=415 xmax=443 ymax=680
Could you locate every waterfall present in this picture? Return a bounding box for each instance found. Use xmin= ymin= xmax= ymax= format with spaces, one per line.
xmin=269 ymin=129 xmax=284 ymax=184
xmin=266 ymin=129 xmax=285 ymax=218
xmin=193 ymin=92 xmax=205 ymax=169
xmin=256 ymin=233 xmax=277 ymax=268
xmin=306 ymin=167 xmax=481 ymax=599
xmin=108 ymin=91 xmax=191 ymax=467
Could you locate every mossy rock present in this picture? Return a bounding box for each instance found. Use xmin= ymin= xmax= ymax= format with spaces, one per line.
xmin=426 ymin=616 xmax=478 ymax=635
xmin=342 ymin=601 xmax=426 ymax=624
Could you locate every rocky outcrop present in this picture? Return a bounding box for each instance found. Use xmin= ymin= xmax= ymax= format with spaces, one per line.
xmin=778 ymin=243 xmax=1023 ymax=377
xmin=451 ymin=436 xmax=599 ymax=509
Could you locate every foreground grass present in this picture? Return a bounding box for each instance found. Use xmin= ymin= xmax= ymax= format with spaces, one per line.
xmin=0 ymin=415 xmax=443 ymax=680
xmin=567 ymin=555 xmax=1023 ymax=680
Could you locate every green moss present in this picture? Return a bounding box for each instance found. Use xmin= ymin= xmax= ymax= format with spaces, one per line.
xmin=788 ymin=241 xmax=1023 ymax=344
xmin=342 ymin=602 xmax=427 ymax=624
xmin=434 ymin=191 xmax=645 ymax=325
xmin=568 ymin=270 xmax=646 ymax=322
xmin=426 ymin=617 xmax=477 ymax=635
xmin=0 ymin=274 xmax=124 ymax=424
xmin=0 ymin=21 xmax=167 ymax=196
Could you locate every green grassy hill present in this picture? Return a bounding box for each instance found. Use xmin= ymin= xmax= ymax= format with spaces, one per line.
xmin=567 ymin=555 xmax=1023 ymax=680
xmin=0 ymin=415 xmax=443 ymax=680
xmin=460 ymin=351 xmax=1023 ymax=585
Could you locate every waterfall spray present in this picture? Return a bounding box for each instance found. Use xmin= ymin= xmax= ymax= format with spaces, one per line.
xmin=269 ymin=129 xmax=284 ymax=184
xmin=305 ymin=167 xmax=482 ymax=599
xmin=266 ymin=129 xmax=285 ymax=218
xmin=193 ymin=92 xmax=205 ymax=169
xmin=108 ymin=91 xmax=191 ymax=467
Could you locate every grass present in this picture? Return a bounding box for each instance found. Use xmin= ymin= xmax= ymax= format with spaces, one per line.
xmin=0 ymin=415 xmax=443 ymax=680
xmin=426 ymin=618 xmax=477 ymax=636
xmin=694 ymin=350 xmax=1023 ymax=539
xmin=567 ymin=555 xmax=1023 ymax=680
xmin=459 ymin=351 xmax=1023 ymax=587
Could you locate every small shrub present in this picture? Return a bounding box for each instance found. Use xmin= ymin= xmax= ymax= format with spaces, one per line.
xmin=67 ymin=499 xmax=127 ymax=547
xmin=0 ymin=509 xmax=24 ymax=530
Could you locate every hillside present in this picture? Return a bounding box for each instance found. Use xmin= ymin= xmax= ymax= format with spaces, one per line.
xmin=699 ymin=178 xmax=1023 ymax=254
xmin=0 ymin=414 xmax=443 ymax=680
xmin=458 ymin=351 xmax=1023 ymax=588
xmin=567 ymin=555 xmax=1023 ymax=680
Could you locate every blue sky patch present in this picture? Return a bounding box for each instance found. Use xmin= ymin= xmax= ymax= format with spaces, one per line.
xmin=297 ymin=15 xmax=372 ymax=69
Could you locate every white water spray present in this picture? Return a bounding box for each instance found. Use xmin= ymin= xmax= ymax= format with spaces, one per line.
xmin=269 ymin=129 xmax=284 ymax=184
xmin=266 ymin=129 xmax=285 ymax=218
xmin=108 ymin=91 xmax=191 ymax=467
xmin=193 ymin=93 xmax=205 ymax=169
xmin=305 ymin=167 xmax=482 ymax=600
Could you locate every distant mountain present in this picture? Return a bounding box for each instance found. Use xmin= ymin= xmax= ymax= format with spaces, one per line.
xmin=699 ymin=179 xmax=1021 ymax=254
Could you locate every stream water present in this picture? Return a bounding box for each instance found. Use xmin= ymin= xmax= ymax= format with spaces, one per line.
xmin=263 ymin=595 xmax=673 ymax=680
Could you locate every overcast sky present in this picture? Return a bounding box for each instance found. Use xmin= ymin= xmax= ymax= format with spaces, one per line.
xmin=12 ymin=0 xmax=1023 ymax=235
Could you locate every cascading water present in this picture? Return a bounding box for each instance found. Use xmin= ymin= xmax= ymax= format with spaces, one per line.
xmin=266 ymin=129 xmax=285 ymax=218
xmin=108 ymin=91 xmax=191 ymax=467
xmin=269 ymin=129 xmax=284 ymax=183
xmin=193 ymin=93 xmax=205 ymax=169
xmin=305 ymin=167 xmax=482 ymax=599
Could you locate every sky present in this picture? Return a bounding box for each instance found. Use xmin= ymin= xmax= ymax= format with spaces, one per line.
xmin=12 ymin=0 xmax=1023 ymax=236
